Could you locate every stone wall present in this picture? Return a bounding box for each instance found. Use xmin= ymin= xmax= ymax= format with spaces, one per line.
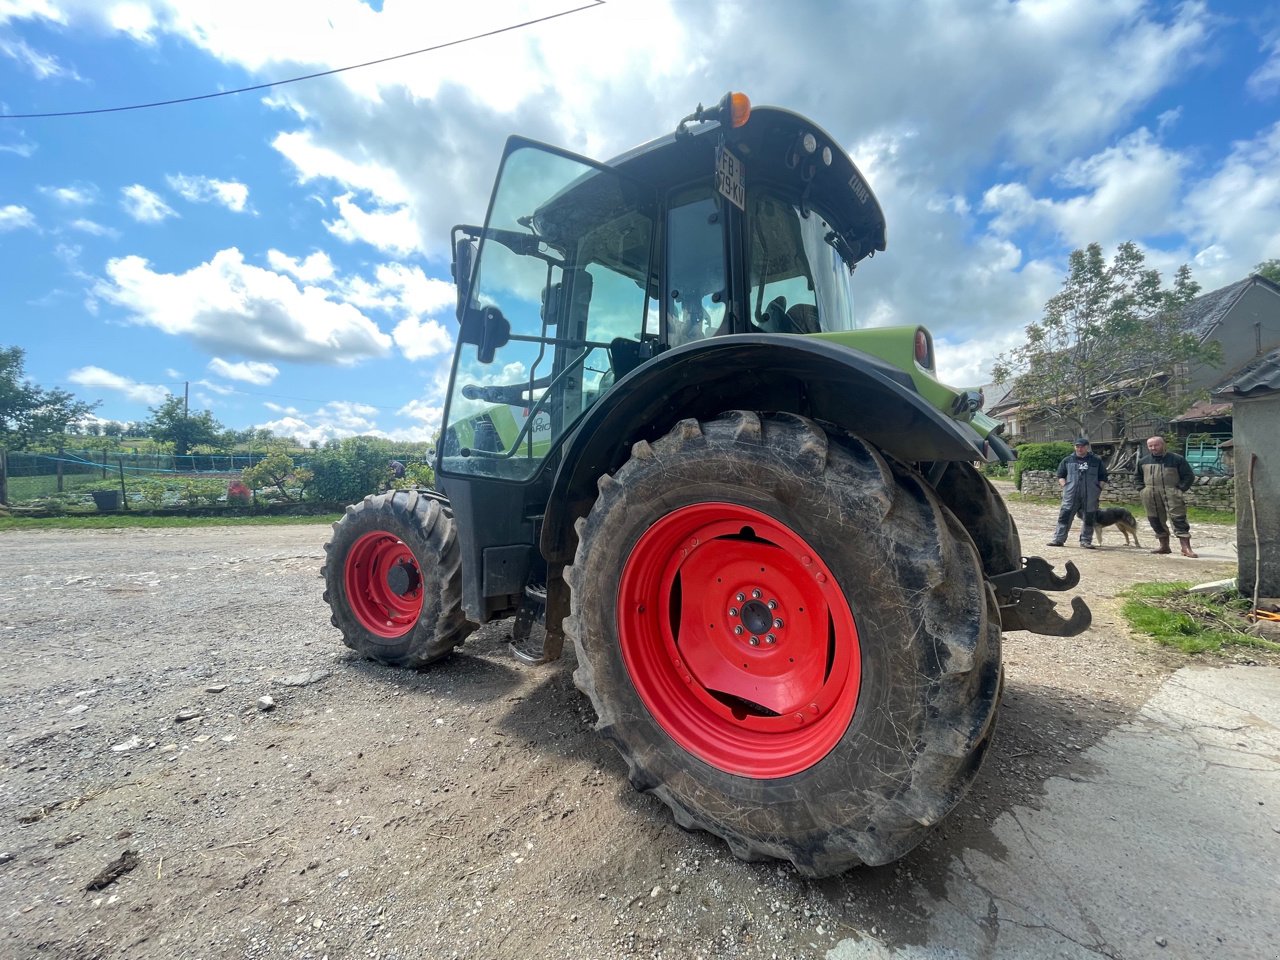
xmin=1018 ymin=469 xmax=1235 ymax=511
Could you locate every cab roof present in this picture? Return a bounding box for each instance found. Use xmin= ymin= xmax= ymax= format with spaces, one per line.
xmin=604 ymin=105 xmax=887 ymax=264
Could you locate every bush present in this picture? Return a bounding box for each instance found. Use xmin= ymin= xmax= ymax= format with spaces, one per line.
xmin=227 ymin=479 xmax=252 ymax=506
xmin=1012 ymin=442 xmax=1074 ymax=490
xmin=182 ymin=478 xmax=227 ymax=506
xmin=307 ymin=437 xmax=395 ymax=504
xmin=138 ymin=478 xmax=168 ymax=508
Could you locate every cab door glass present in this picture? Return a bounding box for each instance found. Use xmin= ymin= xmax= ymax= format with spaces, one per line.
xmin=666 ymin=193 xmax=727 ymax=346
xmin=442 ymin=142 xmax=654 ymax=481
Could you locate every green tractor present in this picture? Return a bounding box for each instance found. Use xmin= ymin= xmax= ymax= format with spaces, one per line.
xmin=322 ymin=93 xmax=1089 ymax=876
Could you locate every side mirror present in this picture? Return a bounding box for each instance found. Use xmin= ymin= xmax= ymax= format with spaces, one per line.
xmin=451 ymin=233 xmax=476 ymax=322
xmin=459 ymin=305 xmax=510 ymax=364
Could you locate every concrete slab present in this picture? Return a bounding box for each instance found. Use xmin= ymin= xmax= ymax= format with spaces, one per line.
xmin=830 ymin=665 xmax=1280 ymax=960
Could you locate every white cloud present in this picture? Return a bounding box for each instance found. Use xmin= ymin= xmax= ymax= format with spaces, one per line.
xmin=208 ymin=357 xmax=279 ymax=385
xmin=107 ymin=1 xmax=157 ymax=41
xmin=0 ymin=204 xmax=35 ymax=231
xmin=96 ymin=247 xmax=392 ymax=363
xmin=266 ymin=249 xmax=335 ymax=282
xmin=977 ymin=121 xmax=1280 ymax=293
xmin=0 ymin=33 xmax=81 ymax=80
xmin=166 ymin=173 xmax=251 ymax=213
xmin=1247 ymin=35 xmax=1280 ymax=98
xmin=67 ymin=365 xmax=169 ymax=405
xmin=397 ymin=397 xmax=445 ymax=439
xmin=391 ymin=316 xmax=452 ymax=361
xmin=0 ymin=138 xmax=36 ymax=157
xmin=120 ymin=184 xmax=177 ymax=223
xmin=982 ymin=128 xmax=1187 ymax=248
xmin=195 ymin=378 xmax=235 ymax=396
xmin=324 ymin=193 xmax=419 ymax=255
xmin=70 ymin=218 xmax=119 ymax=237
xmin=41 ymin=183 xmax=96 ymax=205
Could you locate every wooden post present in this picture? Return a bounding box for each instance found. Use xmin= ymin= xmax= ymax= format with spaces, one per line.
xmin=0 ymin=448 xmax=7 ymax=506
xmin=56 ymin=446 xmax=64 ymax=493
xmin=118 ymin=457 xmax=128 ymax=510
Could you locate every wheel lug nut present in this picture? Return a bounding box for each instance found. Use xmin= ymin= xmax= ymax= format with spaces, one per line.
xmin=764 ymin=634 xmax=776 ymax=644
xmin=733 ymin=625 xmax=744 ymax=636
xmin=749 ymin=636 xmax=760 ymax=646
xmin=729 ymin=607 xmax=739 ymax=617
xmin=751 ymin=588 xmax=762 ymax=599
xmin=767 ymin=599 xmax=777 ymax=610
xmin=773 ymin=618 xmax=784 ymax=629
xmin=736 ymin=593 xmax=746 ymax=603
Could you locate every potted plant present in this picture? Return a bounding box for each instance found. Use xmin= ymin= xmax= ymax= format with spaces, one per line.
xmin=86 ymin=481 xmax=123 ymax=512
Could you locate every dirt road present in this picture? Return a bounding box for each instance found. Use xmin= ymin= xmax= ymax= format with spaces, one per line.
xmin=0 ymin=498 xmax=1271 ymax=959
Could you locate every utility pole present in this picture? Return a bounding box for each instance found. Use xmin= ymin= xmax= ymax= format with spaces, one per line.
xmin=184 ymin=381 xmax=189 ymax=418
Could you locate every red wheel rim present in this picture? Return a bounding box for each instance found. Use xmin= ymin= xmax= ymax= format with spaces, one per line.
xmin=617 ymin=503 xmax=861 ymax=778
xmin=344 ymin=531 xmax=424 ymax=638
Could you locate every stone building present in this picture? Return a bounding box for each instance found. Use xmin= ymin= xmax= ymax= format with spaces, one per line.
xmin=1213 ymin=348 xmax=1280 ymax=598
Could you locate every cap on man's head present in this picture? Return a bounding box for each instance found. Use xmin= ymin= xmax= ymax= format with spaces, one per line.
xmin=1073 ymin=437 xmax=1090 ymax=446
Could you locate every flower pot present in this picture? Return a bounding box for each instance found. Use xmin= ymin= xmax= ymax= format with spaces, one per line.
xmin=91 ymin=489 xmax=122 ymax=512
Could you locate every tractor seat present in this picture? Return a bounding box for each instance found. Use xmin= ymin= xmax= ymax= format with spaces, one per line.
xmin=608 ymin=337 xmax=647 ymax=379
xmin=786 ymin=303 xmax=820 ymax=334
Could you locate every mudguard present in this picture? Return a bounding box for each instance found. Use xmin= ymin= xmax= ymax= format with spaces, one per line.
xmin=541 ymin=333 xmax=990 ymax=563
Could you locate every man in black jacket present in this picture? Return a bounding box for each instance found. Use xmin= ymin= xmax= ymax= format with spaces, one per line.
xmin=1048 ymin=438 xmax=1108 ymax=549
xmin=1135 ymin=435 xmax=1198 ymax=557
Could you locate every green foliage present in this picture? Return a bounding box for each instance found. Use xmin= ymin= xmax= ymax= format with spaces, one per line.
xmin=179 ymin=478 xmax=228 ymax=506
xmin=1254 ymin=259 xmax=1280 ymax=284
xmin=145 ymin=396 xmax=226 ymax=456
xmin=993 ymin=242 xmax=1219 ymax=445
xmin=1011 ymin=441 xmax=1073 ymax=489
xmin=242 ymin=452 xmax=311 ymax=502
xmin=404 ymin=460 xmax=435 ymax=483
xmin=307 ymin=436 xmax=397 ymax=503
xmin=138 ymin=478 xmax=168 ymax=508
xmin=0 ymin=345 xmax=99 ymax=449
xmin=1121 ymin=582 xmax=1280 ymax=654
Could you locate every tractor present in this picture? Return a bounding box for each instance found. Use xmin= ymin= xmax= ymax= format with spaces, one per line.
xmin=322 ymin=93 xmax=1090 ymax=877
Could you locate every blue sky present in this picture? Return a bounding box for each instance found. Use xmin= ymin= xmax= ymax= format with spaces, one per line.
xmin=2 ymin=0 xmax=1278 ymax=444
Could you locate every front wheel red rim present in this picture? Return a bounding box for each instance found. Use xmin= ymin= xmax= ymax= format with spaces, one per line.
xmin=617 ymin=503 xmax=861 ymax=778
xmin=344 ymin=531 xmax=424 ymax=638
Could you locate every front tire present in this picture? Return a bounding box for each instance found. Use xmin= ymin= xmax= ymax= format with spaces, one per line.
xmin=567 ymin=412 xmax=1002 ymax=875
xmin=323 ymin=490 xmax=474 ymax=668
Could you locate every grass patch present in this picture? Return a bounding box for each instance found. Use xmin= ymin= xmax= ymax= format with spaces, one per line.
xmin=1121 ymin=582 xmax=1280 ymax=654
xmin=0 ymin=513 xmax=341 ymax=531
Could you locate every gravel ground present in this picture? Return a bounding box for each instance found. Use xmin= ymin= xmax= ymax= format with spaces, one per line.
xmin=0 ymin=494 xmax=1268 ymax=959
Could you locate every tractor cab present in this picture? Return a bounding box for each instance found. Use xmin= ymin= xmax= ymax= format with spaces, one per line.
xmin=440 ymin=94 xmax=885 ymax=482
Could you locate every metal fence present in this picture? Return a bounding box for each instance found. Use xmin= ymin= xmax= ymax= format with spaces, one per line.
xmin=0 ymin=450 xmax=271 ymax=506
xmin=0 ymin=449 xmax=431 ymax=508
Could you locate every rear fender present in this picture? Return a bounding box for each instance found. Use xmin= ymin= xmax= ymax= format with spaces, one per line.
xmin=541 ymin=333 xmax=989 ymax=562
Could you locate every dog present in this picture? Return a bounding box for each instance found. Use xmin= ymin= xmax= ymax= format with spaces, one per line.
xmin=1076 ymin=506 xmax=1142 ymax=547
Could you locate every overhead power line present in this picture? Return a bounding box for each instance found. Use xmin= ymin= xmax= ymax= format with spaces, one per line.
xmin=1 ymin=1 xmax=604 ymax=120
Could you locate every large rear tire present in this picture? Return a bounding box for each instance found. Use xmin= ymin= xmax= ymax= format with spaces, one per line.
xmin=934 ymin=461 xmax=1022 ymax=576
xmin=323 ymin=490 xmax=474 ymax=668
xmin=567 ymin=412 xmax=1002 ymax=876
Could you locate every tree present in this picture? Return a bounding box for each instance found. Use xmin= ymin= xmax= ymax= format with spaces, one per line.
xmin=992 ymin=242 xmax=1217 ymax=448
xmin=0 ymin=345 xmax=99 ymax=449
xmin=241 ymin=452 xmax=312 ymax=502
xmin=145 ymin=395 xmax=225 ymax=456
xmin=1254 ymin=258 xmax=1280 ymax=284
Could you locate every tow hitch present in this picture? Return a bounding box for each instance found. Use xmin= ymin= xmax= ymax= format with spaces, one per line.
xmin=990 ymin=557 xmax=1092 ymax=636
